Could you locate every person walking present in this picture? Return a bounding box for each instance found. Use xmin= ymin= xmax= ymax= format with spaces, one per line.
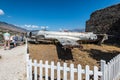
xmin=3 ymin=30 xmax=11 ymax=50
xmin=13 ymin=34 xmax=18 ymax=47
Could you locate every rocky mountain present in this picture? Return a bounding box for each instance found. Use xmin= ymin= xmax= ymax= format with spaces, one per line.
xmin=0 ymin=21 xmax=27 ymax=33
xmin=86 ymin=3 xmax=120 ymax=45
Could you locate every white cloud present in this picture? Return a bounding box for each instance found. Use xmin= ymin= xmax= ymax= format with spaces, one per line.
xmin=15 ymin=24 xmax=49 ymax=30
xmin=40 ymin=26 xmax=48 ymax=29
xmin=0 ymin=9 xmax=4 ymax=15
xmin=32 ymin=25 xmax=39 ymax=28
xmin=24 ymin=24 xmax=31 ymax=28
xmin=24 ymin=24 xmax=39 ymax=29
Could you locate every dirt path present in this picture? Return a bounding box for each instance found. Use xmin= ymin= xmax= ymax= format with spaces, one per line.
xmin=0 ymin=45 xmax=26 ymax=80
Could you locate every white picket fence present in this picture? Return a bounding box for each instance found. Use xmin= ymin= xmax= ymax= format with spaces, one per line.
xmin=26 ymin=54 xmax=120 ymax=80
xmin=101 ymin=54 xmax=120 ymax=80
xmin=26 ymin=54 xmax=103 ymax=80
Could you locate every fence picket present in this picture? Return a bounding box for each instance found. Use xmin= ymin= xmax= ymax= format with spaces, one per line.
xmin=85 ymin=65 xmax=90 ymax=80
xmin=34 ymin=60 xmax=37 ymax=80
xmin=109 ymin=60 xmax=113 ymax=80
xmin=39 ymin=60 xmax=43 ymax=80
xmin=77 ymin=64 xmax=82 ymax=80
xmin=51 ymin=61 xmax=54 ymax=80
xmin=63 ymin=63 xmax=67 ymax=80
xmin=26 ymin=54 xmax=30 ymax=80
xmin=29 ymin=59 xmax=32 ymax=80
xmin=106 ymin=65 xmax=108 ymax=80
xmin=94 ymin=66 xmax=98 ymax=80
xmin=70 ymin=64 xmax=74 ymax=80
xmin=101 ymin=60 xmax=106 ymax=80
xmin=45 ymin=61 xmax=49 ymax=80
xmin=57 ymin=62 xmax=61 ymax=80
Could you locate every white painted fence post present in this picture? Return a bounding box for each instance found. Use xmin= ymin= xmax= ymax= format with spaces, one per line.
xmin=29 ymin=59 xmax=32 ymax=80
xmin=94 ymin=66 xmax=98 ymax=80
xmin=63 ymin=63 xmax=67 ymax=80
xmin=77 ymin=64 xmax=82 ymax=80
xmin=107 ymin=62 xmax=110 ymax=80
xmin=39 ymin=60 xmax=43 ymax=80
xmin=57 ymin=62 xmax=61 ymax=80
xmin=45 ymin=61 xmax=49 ymax=80
xmin=34 ymin=60 xmax=38 ymax=80
xmin=26 ymin=54 xmax=30 ymax=80
xmin=70 ymin=64 xmax=74 ymax=80
xmin=85 ymin=65 xmax=90 ymax=80
xmin=113 ymin=58 xmax=115 ymax=79
xmin=105 ymin=65 xmax=108 ymax=80
xmin=101 ymin=60 xmax=106 ymax=80
xmin=51 ymin=61 xmax=54 ymax=80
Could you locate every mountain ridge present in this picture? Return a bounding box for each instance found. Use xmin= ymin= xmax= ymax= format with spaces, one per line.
xmin=0 ymin=21 xmax=27 ymax=33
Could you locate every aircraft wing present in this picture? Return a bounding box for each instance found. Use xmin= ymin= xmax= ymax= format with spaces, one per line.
xmin=56 ymin=38 xmax=80 ymax=47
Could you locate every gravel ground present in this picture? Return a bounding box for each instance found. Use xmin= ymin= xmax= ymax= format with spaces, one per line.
xmin=0 ymin=45 xmax=26 ymax=80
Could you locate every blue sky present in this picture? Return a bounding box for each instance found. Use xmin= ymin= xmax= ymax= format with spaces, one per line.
xmin=0 ymin=0 xmax=120 ymax=30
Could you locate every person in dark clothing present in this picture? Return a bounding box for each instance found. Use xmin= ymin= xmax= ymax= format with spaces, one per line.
xmin=13 ymin=34 xmax=18 ymax=47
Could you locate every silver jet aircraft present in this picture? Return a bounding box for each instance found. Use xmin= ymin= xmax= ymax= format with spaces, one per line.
xmin=27 ymin=30 xmax=97 ymax=48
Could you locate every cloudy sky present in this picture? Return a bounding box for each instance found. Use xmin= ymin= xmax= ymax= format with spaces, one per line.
xmin=0 ymin=0 xmax=120 ymax=30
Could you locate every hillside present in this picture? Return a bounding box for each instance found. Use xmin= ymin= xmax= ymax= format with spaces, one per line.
xmin=0 ymin=21 xmax=27 ymax=33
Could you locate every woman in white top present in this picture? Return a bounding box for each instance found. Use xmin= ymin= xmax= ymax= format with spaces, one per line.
xmin=3 ymin=31 xmax=11 ymax=50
